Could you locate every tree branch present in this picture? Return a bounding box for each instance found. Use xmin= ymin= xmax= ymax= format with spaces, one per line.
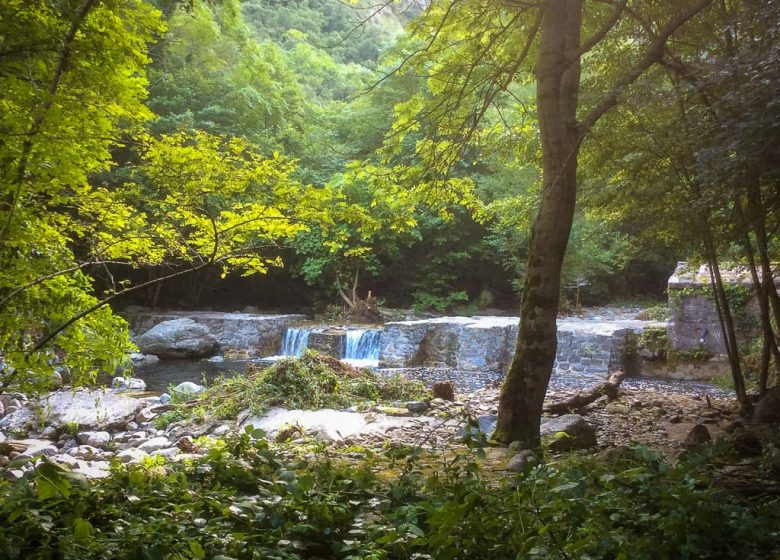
xmin=576 ymin=0 xmax=627 ymax=59
xmin=577 ymin=0 xmax=713 ymax=140
xmin=0 ymin=0 xmax=99 ymax=243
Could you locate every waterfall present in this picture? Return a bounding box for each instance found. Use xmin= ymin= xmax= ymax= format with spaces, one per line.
xmin=342 ymin=329 xmax=382 ymax=362
xmin=280 ymin=327 xmax=310 ymax=357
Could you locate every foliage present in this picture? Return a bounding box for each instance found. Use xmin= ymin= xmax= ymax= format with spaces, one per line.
xmin=637 ymin=327 xmax=669 ymax=360
xmin=1 ymin=441 xmax=778 ymax=559
xmin=165 ymin=351 xmax=427 ymax=423
xmin=0 ymin=0 xmax=164 ymax=387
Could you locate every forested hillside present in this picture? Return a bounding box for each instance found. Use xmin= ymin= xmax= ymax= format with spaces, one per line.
xmin=104 ymin=0 xmax=668 ymax=314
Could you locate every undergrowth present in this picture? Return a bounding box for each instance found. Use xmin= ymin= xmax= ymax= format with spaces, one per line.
xmin=158 ymin=351 xmax=427 ymax=426
xmin=1 ymin=433 xmax=778 ymax=560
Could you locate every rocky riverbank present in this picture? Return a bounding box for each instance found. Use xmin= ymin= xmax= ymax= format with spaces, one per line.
xmin=1 ymin=372 xmax=758 ymax=483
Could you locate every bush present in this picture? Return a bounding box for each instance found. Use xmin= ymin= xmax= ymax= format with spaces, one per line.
xmin=1 ymin=441 xmax=778 ymax=559
xmin=165 ymin=351 xmax=428 ymax=423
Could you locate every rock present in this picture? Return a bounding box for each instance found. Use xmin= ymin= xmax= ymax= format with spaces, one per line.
xmin=405 ymin=401 xmax=429 ymax=414
xmin=8 ymin=439 xmax=59 ymax=458
xmin=540 ymin=414 xmax=597 ymax=452
xmin=117 ymin=448 xmax=149 ymax=464
xmin=241 ymin=407 xmax=437 ymax=441
xmin=72 ymin=445 xmax=103 ymax=460
xmin=432 ymin=381 xmax=455 ymax=401
xmin=130 ymin=353 xmax=159 ymax=367
xmin=683 ymin=423 xmax=711 ymax=449
xmin=138 ymin=318 xmax=218 ymax=359
xmin=374 ymin=405 xmax=408 ymax=416
xmin=753 ymin=386 xmax=780 ymax=424
xmin=507 ymin=450 xmax=538 ymax=472
xmin=507 ymin=440 xmax=523 ymax=453
xmin=172 ymin=381 xmax=206 ymax=397
xmin=0 ymin=401 xmax=4 ymax=418
xmin=208 ymin=356 xmax=224 ymax=363
xmin=1 ymin=390 xmax=144 ymax=433
xmin=175 ymin=436 xmax=196 ymax=453
xmin=211 ymin=424 xmax=230 ymax=436
xmin=112 ymin=377 xmax=147 ymax=391
xmin=125 ymin=421 xmax=139 ymax=431
xmin=459 ymin=415 xmax=497 ymax=440
xmin=76 ymin=431 xmax=111 ymax=448
xmin=159 ymin=393 xmax=171 ymax=404
xmin=151 ymin=447 xmax=180 ymax=458
xmin=49 ymin=370 xmax=64 ymax=388
xmin=4 ymin=470 xmax=24 ymax=481
xmin=138 ymin=436 xmax=170 ymax=453
xmin=39 ymin=426 xmax=58 ymax=440
xmin=135 ymin=408 xmax=158 ymax=423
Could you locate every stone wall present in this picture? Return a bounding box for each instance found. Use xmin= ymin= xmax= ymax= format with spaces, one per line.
xmin=379 ymin=316 xmax=650 ymax=376
xmin=125 ymin=310 xmax=305 ymax=357
xmin=667 ymin=262 xmax=764 ymax=354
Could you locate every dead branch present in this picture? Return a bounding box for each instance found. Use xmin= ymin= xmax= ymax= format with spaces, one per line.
xmin=543 ymin=369 xmax=626 ymax=414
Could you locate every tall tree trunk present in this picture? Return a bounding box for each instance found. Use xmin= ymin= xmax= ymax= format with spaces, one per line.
xmin=746 ymin=181 xmax=780 ymax=344
xmin=736 ymin=197 xmax=778 ymax=395
xmin=493 ymin=1 xmax=582 ymax=447
xmin=702 ymin=232 xmax=752 ymax=413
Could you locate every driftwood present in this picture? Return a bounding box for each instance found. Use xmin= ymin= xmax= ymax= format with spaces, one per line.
xmin=0 ymin=441 xmax=28 ymax=456
xmin=543 ymin=369 xmax=627 ymax=414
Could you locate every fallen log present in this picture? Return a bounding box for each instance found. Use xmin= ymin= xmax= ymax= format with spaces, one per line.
xmin=543 ymin=369 xmax=626 ymax=415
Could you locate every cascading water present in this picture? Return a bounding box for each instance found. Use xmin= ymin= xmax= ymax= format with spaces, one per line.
xmin=280 ymin=327 xmax=311 ymax=357
xmin=342 ymin=329 xmax=381 ymax=367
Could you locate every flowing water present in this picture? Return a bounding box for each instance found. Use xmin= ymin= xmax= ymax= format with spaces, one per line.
xmin=342 ymin=329 xmax=382 ymax=368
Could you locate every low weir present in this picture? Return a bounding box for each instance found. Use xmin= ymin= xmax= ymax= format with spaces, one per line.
xmin=126 ymin=310 xmax=667 ymax=379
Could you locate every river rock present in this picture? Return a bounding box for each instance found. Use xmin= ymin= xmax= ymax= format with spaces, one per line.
xmin=138 ymin=436 xmax=170 ymax=453
xmin=540 ymin=414 xmax=597 ymax=451
xmin=172 ymin=381 xmax=206 ymax=397
xmin=0 ymin=390 xmax=144 ymax=432
xmin=241 ymin=407 xmax=441 ymax=441
xmin=683 ymin=423 xmax=711 ymax=449
xmin=507 ymin=449 xmax=538 ymax=472
xmin=138 ymin=318 xmax=218 ymax=359
xmin=76 ymin=431 xmax=111 ymax=448
xmin=72 ymin=445 xmax=103 ymax=460
xmin=112 ymin=377 xmax=147 ymax=391
xmin=406 ymin=401 xmax=429 ymax=414
xmin=117 ymin=448 xmax=149 ymax=464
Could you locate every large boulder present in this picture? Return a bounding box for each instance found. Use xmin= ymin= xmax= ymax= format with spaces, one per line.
xmin=540 ymin=414 xmax=597 ymax=451
xmin=0 ymin=389 xmax=144 ymax=433
xmin=138 ymin=318 xmax=218 ymax=359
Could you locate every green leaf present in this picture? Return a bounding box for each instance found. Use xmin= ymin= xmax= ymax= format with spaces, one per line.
xmin=188 ymin=541 xmax=205 ymax=559
xmin=73 ymin=518 xmax=93 ymax=542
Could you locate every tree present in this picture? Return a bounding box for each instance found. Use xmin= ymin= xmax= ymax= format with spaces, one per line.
xmin=0 ymin=0 xmax=164 ymax=387
xmin=385 ymin=0 xmax=713 ymax=446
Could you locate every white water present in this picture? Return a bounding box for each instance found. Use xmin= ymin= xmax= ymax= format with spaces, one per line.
xmin=280 ymin=327 xmax=311 ymax=357
xmin=342 ymin=329 xmax=381 ymax=368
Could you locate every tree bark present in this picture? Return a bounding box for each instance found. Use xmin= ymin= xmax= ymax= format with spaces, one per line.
xmin=493 ymin=1 xmax=583 ymax=447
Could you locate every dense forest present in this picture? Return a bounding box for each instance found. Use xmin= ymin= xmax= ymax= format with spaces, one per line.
xmin=2 ymin=1 xmax=780 ymax=558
